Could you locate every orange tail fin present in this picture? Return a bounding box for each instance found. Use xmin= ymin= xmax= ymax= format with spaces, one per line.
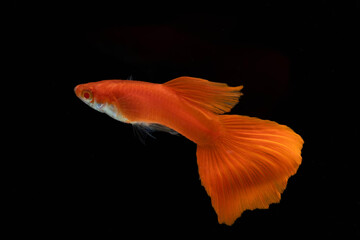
xmin=196 ymin=115 xmax=303 ymax=225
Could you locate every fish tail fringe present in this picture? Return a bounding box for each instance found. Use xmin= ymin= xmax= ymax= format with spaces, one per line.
xmin=196 ymin=115 xmax=303 ymax=225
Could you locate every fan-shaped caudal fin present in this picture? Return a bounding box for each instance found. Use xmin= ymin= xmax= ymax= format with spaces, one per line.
xmin=164 ymin=76 xmax=243 ymax=114
xmin=196 ymin=115 xmax=303 ymax=225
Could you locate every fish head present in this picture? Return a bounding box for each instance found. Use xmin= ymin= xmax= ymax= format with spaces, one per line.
xmin=74 ymin=81 xmax=129 ymax=123
xmin=74 ymin=83 xmax=98 ymax=107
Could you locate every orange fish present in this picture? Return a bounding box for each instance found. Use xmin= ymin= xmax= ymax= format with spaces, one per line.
xmin=74 ymin=76 xmax=303 ymax=225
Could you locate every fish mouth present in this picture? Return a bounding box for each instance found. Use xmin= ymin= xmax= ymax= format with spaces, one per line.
xmin=74 ymin=85 xmax=84 ymax=98
xmin=74 ymin=85 xmax=80 ymax=98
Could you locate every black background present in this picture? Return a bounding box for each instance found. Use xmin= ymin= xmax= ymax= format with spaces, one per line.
xmin=9 ymin=1 xmax=359 ymax=238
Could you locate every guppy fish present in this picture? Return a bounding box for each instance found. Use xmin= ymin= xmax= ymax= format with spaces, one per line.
xmin=74 ymin=76 xmax=303 ymax=225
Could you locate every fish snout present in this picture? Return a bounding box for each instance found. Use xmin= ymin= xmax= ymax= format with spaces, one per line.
xmin=74 ymin=85 xmax=81 ymax=98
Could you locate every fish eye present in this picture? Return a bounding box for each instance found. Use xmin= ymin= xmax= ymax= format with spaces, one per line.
xmin=82 ymin=90 xmax=93 ymax=101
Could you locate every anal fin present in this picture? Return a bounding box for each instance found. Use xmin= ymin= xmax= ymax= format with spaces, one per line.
xmin=132 ymin=122 xmax=179 ymax=144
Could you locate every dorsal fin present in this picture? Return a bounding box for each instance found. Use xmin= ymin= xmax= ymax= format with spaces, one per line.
xmin=164 ymin=76 xmax=243 ymax=114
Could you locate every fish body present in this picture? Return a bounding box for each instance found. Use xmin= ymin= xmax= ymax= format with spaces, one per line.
xmin=75 ymin=76 xmax=303 ymax=225
xmin=75 ymin=79 xmax=226 ymax=145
